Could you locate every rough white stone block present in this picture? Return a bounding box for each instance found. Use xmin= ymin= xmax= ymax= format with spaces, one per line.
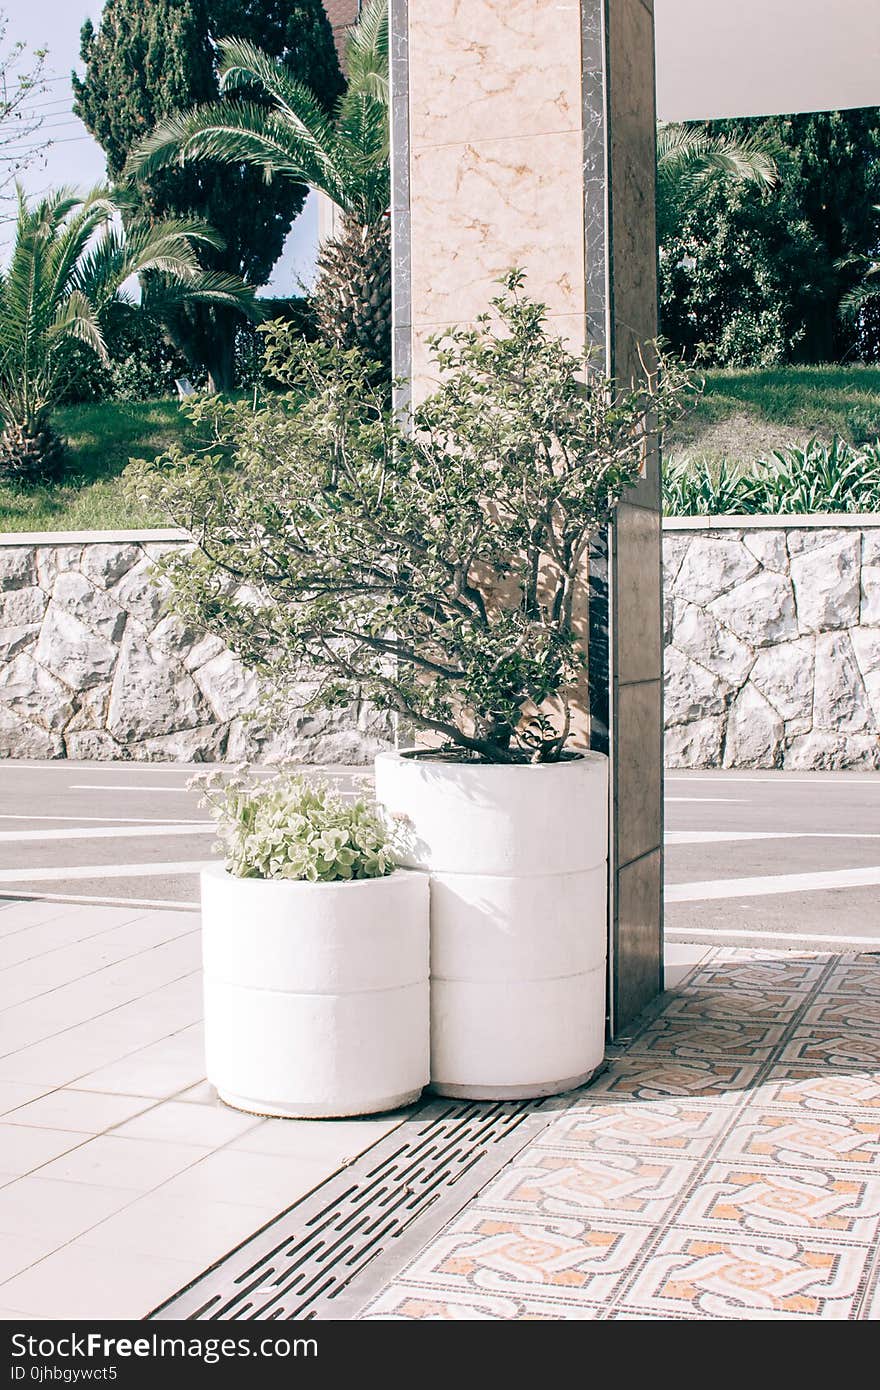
xmin=664 ymin=715 xmax=725 ymax=768
xmin=673 ymin=537 xmax=759 ymax=606
xmin=861 ymin=566 xmax=880 ymax=626
xmin=0 ymin=704 xmax=64 ymax=758
xmin=851 ymin=627 xmax=880 ymax=724
xmin=708 ymin=571 xmax=797 ymax=647
xmin=0 ymin=549 xmax=36 ymax=591
xmin=671 ymin=600 xmax=755 ymax=686
xmin=78 ymin=543 xmax=140 ymax=590
xmin=664 ymin=646 xmax=732 ymax=726
xmin=48 ymin=572 xmax=127 ymax=643
xmin=742 ymin=529 xmax=789 ymax=573
xmin=0 ymin=625 xmax=39 ymax=661
xmin=784 ymin=731 xmax=880 ymax=771
xmin=107 ymin=635 xmax=209 ymax=740
xmin=35 ymin=606 xmax=119 ymax=692
xmin=0 ymin=586 xmax=47 ymax=628
xmin=193 ymin=650 xmax=261 ymax=723
xmin=723 ymin=684 xmax=784 ymax=768
xmin=0 ymin=653 xmax=75 ymax=731
xmin=750 ymin=636 xmax=815 ymax=724
xmin=813 ymin=630 xmax=875 ymax=733
xmin=790 ymin=533 xmax=861 ymax=632
xmin=786 ymin=528 xmax=845 ymax=555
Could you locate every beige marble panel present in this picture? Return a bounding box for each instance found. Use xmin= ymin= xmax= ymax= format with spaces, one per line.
xmin=410 ymin=132 xmax=586 ymax=328
xmin=409 ymin=311 xmax=589 ymax=398
xmin=408 ymin=0 xmax=584 ymax=151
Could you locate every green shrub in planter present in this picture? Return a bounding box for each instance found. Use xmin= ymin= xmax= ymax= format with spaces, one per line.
xmin=133 ymin=272 xmax=695 ymax=764
xmin=194 ymin=767 xmax=395 ymax=882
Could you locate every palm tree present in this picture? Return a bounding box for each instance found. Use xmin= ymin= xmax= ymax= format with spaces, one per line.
xmin=129 ymin=0 xmax=390 ymax=371
xmin=0 ymin=184 xmax=261 ymax=484
xmin=837 ymin=210 xmax=880 ymax=323
xmin=656 ymin=123 xmax=778 ymax=243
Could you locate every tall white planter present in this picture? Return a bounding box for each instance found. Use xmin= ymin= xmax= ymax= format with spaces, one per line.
xmin=201 ymin=866 xmax=430 ymax=1118
xmin=374 ymin=751 xmax=609 ymax=1100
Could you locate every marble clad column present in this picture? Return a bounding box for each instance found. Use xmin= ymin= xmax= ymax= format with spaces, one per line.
xmin=391 ymin=0 xmax=663 ymax=1031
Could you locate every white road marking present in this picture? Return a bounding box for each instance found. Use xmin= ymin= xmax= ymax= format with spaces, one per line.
xmin=665 ymin=797 xmax=746 ymax=803
xmin=0 ymin=860 xmax=213 ymax=883
xmin=666 ymin=831 xmax=880 ymax=844
xmin=666 ymin=775 xmax=880 ymax=786
xmin=69 ymin=784 xmax=195 ymax=792
xmin=0 ymin=891 xmax=199 ymax=912
xmin=0 ymin=815 xmax=208 ymax=825
xmin=668 ymin=926 xmax=880 ymax=948
xmin=0 ymin=825 xmax=214 ymax=844
xmin=666 ymin=865 xmax=880 ymax=902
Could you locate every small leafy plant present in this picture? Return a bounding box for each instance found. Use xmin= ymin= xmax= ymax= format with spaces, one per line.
xmin=193 ymin=767 xmax=396 ymax=882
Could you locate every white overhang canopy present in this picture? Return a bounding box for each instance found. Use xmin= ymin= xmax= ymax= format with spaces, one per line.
xmin=654 ymin=0 xmax=880 ymax=121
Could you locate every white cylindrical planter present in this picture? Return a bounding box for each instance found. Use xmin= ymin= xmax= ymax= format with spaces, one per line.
xmin=374 ymin=751 xmax=608 ymax=1100
xmin=201 ymin=866 xmax=430 ymax=1118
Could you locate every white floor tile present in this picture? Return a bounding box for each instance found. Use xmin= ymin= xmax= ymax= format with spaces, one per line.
xmin=0 ymin=1176 xmax=135 ymax=1241
xmin=174 ymin=1081 xmax=216 ymax=1105
xmin=0 ymin=1245 xmax=196 ymax=1320
xmin=0 ymin=1082 xmax=52 ymax=1115
xmin=112 ymin=1099 xmax=260 ymax=1148
xmin=35 ymin=1134 xmax=209 ymax=1192
xmin=0 ymin=1124 xmax=86 ymax=1177
xmin=0 ymin=1234 xmax=64 ymax=1283
xmin=72 ymin=1027 xmax=205 ymax=1099
xmin=154 ymin=1148 xmax=333 ymax=1210
xmin=230 ymin=1115 xmax=404 ymax=1163
xmin=77 ymin=1192 xmax=268 ymax=1264
xmin=5 ymin=1089 xmax=154 ymax=1134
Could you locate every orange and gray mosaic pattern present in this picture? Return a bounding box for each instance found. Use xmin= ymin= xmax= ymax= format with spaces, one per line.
xmin=361 ymin=949 xmax=880 ymax=1320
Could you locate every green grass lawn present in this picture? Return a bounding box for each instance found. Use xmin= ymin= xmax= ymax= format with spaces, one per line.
xmin=0 ymin=398 xmax=192 ymax=533
xmin=3 ymin=365 xmax=880 ymax=534
xmin=667 ymin=363 xmax=880 ymax=468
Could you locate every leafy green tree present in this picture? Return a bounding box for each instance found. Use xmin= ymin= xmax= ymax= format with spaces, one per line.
xmin=130 ymin=274 xmax=694 ymax=764
xmin=130 ymin=0 xmax=391 ymax=372
xmin=656 ymin=122 xmax=777 ymax=244
xmin=659 ymin=175 xmax=831 ymax=367
xmin=702 ymin=110 xmax=880 ymax=361
xmin=73 ymin=0 xmax=343 ymax=389
xmin=0 ymin=184 xmax=259 ymax=481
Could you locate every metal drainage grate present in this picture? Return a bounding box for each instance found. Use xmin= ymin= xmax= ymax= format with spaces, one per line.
xmin=149 ymin=1095 xmax=559 ymax=1321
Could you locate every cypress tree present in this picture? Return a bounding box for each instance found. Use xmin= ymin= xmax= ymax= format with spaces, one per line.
xmin=73 ymin=0 xmax=344 ymax=390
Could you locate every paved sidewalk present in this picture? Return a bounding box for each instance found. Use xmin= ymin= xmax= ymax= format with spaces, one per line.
xmin=0 ymin=898 xmax=405 ymax=1320
xmin=2 ymin=892 xmax=879 ymax=1320
xmin=361 ymin=947 xmax=880 ymax=1321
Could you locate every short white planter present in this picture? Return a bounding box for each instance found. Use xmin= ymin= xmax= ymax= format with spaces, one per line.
xmin=201 ymin=866 xmax=430 ymax=1118
xmin=374 ymin=750 xmax=609 ymax=1101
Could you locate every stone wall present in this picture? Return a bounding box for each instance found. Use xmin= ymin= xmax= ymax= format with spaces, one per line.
xmin=0 ymin=531 xmax=391 ymax=763
xmin=663 ymin=517 xmax=880 ymax=770
xmin=3 ymin=522 xmax=879 ymax=768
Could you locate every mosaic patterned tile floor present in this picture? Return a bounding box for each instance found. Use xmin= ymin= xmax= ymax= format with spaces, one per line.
xmin=360 ymin=948 xmax=880 ymax=1320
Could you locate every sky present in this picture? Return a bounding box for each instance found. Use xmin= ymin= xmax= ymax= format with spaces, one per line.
xmin=1 ymin=0 xmax=318 ymax=289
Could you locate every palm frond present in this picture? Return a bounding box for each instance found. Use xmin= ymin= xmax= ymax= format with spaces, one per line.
xmin=142 ymin=271 xmax=264 ymax=321
xmin=344 ymin=0 xmax=389 ymax=104
xmin=128 ymin=102 xmax=348 ymax=210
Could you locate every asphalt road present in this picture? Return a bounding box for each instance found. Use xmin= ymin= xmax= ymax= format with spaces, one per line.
xmin=0 ymin=761 xmax=878 ymax=945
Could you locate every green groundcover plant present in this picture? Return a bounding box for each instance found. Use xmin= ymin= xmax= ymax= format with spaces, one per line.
xmin=193 ymin=767 xmax=395 ymax=881
xmin=132 ymin=273 xmax=695 ymax=764
xmin=664 ymin=436 xmax=880 ymax=515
